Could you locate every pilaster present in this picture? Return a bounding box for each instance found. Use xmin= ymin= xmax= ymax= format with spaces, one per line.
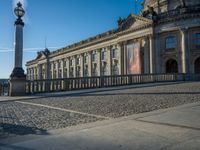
xmin=123 ymin=41 xmax=127 ymax=75
xmin=107 ymin=46 xmax=112 ymax=76
xmin=97 ymin=50 xmax=101 ymax=76
xmin=88 ymin=52 xmax=92 ymax=77
xmin=149 ymin=34 xmax=155 ymax=74
xmin=180 ymin=28 xmax=190 ymax=74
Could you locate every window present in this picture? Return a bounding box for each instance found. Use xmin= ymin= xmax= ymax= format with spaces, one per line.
xmin=58 ymin=61 xmax=61 ymax=69
xmin=63 ymin=60 xmax=67 ymax=68
xmin=76 ymin=66 xmax=81 ymax=77
xmin=92 ymin=52 xmax=97 ymax=63
xmin=92 ymin=64 xmax=97 ymax=76
xmin=84 ymin=66 xmax=88 ymax=77
xmin=84 ymin=55 xmax=88 ymax=64
xmin=165 ymin=36 xmax=176 ymax=49
xmin=70 ymin=68 xmax=74 ymax=77
xmin=76 ymin=57 xmax=81 ymax=65
xmin=70 ymin=59 xmax=74 ymax=66
xmin=112 ymin=48 xmax=117 ymax=59
xmin=101 ymin=49 xmax=106 ymax=61
xmin=195 ymin=33 xmax=200 ymax=48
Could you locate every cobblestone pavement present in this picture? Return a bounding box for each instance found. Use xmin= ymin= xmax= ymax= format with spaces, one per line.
xmin=0 ymin=82 xmax=200 ymax=139
xmin=26 ymin=82 xmax=200 ymax=118
xmin=0 ymin=102 xmax=102 ymax=139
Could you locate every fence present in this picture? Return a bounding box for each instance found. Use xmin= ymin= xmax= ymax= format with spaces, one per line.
xmin=26 ymin=73 xmax=200 ymax=94
xmin=0 ymin=79 xmax=9 ymax=96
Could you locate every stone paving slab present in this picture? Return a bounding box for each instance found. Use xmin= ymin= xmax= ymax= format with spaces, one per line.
xmin=136 ymin=104 xmax=200 ymax=130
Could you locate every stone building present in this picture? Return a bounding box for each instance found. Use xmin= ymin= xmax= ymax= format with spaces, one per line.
xmin=26 ymin=0 xmax=200 ymax=80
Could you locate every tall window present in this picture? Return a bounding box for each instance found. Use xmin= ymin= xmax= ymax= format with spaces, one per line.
xmin=92 ymin=52 xmax=97 ymax=63
xmin=112 ymin=48 xmax=117 ymax=59
xmin=101 ymin=49 xmax=106 ymax=61
xmin=195 ymin=33 xmax=200 ymax=48
xmin=165 ymin=36 xmax=176 ymax=49
xmin=70 ymin=59 xmax=74 ymax=66
xmin=76 ymin=57 xmax=81 ymax=65
xmin=84 ymin=55 xmax=88 ymax=64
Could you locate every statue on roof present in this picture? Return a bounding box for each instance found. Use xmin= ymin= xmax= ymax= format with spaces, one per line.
xmin=180 ymin=0 xmax=186 ymax=7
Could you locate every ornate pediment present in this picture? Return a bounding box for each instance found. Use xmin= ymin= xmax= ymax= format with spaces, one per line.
xmin=36 ymin=48 xmax=50 ymax=60
xmin=118 ymin=14 xmax=153 ymax=31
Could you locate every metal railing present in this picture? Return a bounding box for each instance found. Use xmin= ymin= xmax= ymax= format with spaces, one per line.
xmin=26 ymin=73 xmax=200 ymax=94
xmin=0 ymin=79 xmax=9 ymax=96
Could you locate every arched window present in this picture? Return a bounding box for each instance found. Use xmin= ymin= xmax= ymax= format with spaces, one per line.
xmin=166 ymin=59 xmax=178 ymax=73
xmin=195 ymin=57 xmax=200 ymax=74
xmin=165 ymin=36 xmax=176 ymax=49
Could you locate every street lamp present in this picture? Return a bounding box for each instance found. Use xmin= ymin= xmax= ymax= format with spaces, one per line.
xmin=14 ymin=2 xmax=25 ymax=19
xmin=9 ymin=2 xmax=26 ymax=96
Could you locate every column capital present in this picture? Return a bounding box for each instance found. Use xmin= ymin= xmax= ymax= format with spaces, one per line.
xmin=179 ymin=27 xmax=189 ymax=33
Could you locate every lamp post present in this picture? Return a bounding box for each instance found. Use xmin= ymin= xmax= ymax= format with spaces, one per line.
xmin=9 ymin=2 xmax=26 ymax=96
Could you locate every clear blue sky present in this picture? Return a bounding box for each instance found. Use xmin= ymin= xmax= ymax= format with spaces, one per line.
xmin=0 ymin=0 xmax=143 ymax=78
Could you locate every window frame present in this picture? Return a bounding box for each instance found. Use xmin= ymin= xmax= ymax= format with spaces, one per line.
xmin=195 ymin=33 xmax=200 ymax=48
xmin=112 ymin=48 xmax=117 ymax=59
xmin=165 ymin=36 xmax=176 ymax=50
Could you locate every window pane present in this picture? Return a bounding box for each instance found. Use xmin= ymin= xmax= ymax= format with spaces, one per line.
xmin=166 ymin=36 xmax=176 ymax=49
xmin=195 ymin=33 xmax=200 ymax=47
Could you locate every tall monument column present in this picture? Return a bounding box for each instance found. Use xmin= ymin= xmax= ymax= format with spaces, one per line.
xmin=9 ymin=2 xmax=26 ymax=96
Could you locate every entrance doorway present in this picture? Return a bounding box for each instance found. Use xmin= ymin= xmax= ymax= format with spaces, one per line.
xmin=195 ymin=57 xmax=200 ymax=74
xmin=166 ymin=59 xmax=178 ymax=73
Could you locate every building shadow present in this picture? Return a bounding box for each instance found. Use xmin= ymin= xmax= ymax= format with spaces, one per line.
xmin=0 ymin=123 xmax=48 ymax=138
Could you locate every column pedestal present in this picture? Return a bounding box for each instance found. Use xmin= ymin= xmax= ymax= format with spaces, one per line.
xmin=9 ymin=67 xmax=26 ymax=96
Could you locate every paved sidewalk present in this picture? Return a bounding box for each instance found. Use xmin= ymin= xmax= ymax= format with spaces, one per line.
xmin=1 ymin=101 xmax=200 ymax=150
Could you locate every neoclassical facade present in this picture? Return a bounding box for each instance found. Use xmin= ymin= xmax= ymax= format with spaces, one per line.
xmin=26 ymin=0 xmax=200 ymax=80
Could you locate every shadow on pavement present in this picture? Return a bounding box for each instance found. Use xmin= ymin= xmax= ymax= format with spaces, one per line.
xmin=0 ymin=123 xmax=48 ymax=138
xmin=0 ymin=143 xmax=35 ymax=150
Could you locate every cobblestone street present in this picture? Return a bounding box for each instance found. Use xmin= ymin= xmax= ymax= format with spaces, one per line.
xmin=0 ymin=82 xmax=200 ymax=139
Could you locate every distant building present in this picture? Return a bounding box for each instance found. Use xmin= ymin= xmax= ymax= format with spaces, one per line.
xmin=26 ymin=0 xmax=200 ymax=80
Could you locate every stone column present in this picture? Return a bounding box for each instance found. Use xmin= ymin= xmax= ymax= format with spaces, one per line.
xmin=80 ymin=54 xmax=84 ymax=77
xmin=143 ymin=37 xmax=149 ymax=74
xmin=149 ymin=35 xmax=155 ymax=74
xmin=123 ymin=42 xmax=127 ymax=75
xmin=107 ymin=46 xmax=112 ymax=76
xmin=73 ymin=56 xmax=76 ymax=78
xmin=97 ymin=50 xmax=101 ymax=76
xmin=56 ymin=61 xmax=59 ymax=78
xmin=117 ymin=43 xmax=123 ymax=75
xmin=66 ymin=58 xmax=70 ymax=78
xmin=180 ymin=28 xmax=189 ymax=74
xmin=9 ymin=6 xmax=26 ymax=96
xmin=51 ymin=63 xmax=54 ymax=79
xmin=38 ymin=64 xmax=42 ymax=80
xmin=88 ymin=52 xmax=92 ymax=77
xmin=45 ymin=63 xmax=48 ymax=79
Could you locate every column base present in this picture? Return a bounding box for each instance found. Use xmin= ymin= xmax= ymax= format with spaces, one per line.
xmin=9 ymin=77 xmax=27 ymax=96
xmin=9 ymin=67 xmax=27 ymax=96
xmin=10 ymin=67 xmax=26 ymax=78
